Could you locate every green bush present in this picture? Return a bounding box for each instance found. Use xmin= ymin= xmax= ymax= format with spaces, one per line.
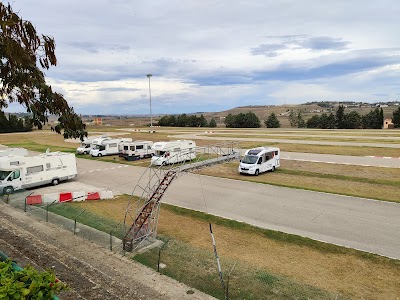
xmin=0 ymin=259 xmax=67 ymax=300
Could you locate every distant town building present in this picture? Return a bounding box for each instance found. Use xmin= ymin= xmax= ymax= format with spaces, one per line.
xmin=384 ymin=118 xmax=394 ymax=129
xmin=94 ymin=117 xmax=103 ymax=126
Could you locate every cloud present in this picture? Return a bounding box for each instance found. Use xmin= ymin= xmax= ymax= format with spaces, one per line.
xmin=300 ymin=36 xmax=350 ymax=50
xmin=7 ymin=0 xmax=400 ymax=114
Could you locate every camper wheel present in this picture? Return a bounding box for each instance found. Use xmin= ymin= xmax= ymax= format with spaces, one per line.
xmin=271 ymin=166 xmax=275 ymax=172
xmin=98 ymin=153 xmax=103 ymax=157
xmin=3 ymin=186 xmax=13 ymax=194
xmin=255 ymin=169 xmax=259 ymax=176
xmin=52 ymin=178 xmax=59 ymax=186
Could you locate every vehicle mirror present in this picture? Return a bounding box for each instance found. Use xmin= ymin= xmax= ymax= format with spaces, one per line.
xmin=239 ymin=159 xmax=241 ymax=162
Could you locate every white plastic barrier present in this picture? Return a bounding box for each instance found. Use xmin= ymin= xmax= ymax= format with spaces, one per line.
xmin=72 ymin=191 xmax=86 ymax=202
xmin=100 ymin=190 xmax=113 ymax=199
xmin=42 ymin=193 xmax=59 ymax=204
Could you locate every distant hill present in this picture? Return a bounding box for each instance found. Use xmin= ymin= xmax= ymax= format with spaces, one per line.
xmin=82 ymin=102 xmax=399 ymax=128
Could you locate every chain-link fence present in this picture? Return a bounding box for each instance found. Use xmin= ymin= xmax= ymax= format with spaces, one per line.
xmin=2 ymin=190 xmax=125 ymax=254
xmin=2 ymin=192 xmax=348 ymax=300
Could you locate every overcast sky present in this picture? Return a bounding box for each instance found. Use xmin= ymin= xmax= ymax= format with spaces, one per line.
xmin=8 ymin=0 xmax=400 ymax=114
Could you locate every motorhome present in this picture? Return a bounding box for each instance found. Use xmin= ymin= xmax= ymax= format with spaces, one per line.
xmin=76 ymin=136 xmax=111 ymax=154
xmin=90 ymin=138 xmax=132 ymax=157
xmin=119 ymin=140 xmax=154 ymax=158
xmin=0 ymin=152 xmax=77 ymax=194
xmin=238 ymin=147 xmax=280 ymax=176
xmin=0 ymin=148 xmax=28 ymax=157
xmin=151 ymin=140 xmax=196 ymax=166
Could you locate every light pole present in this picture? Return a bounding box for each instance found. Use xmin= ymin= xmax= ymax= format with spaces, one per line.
xmin=146 ymin=74 xmax=152 ymax=127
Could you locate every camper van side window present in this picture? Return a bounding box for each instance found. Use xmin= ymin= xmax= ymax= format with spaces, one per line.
xmin=148 ymin=145 xmax=151 ymax=149
xmin=10 ymin=161 xmax=19 ymax=166
xmin=13 ymin=170 xmax=20 ymax=179
xmin=46 ymin=163 xmax=51 ymax=170
xmin=27 ymin=165 xmax=44 ymax=174
xmin=136 ymin=145 xmax=144 ymax=150
xmin=275 ymin=151 xmax=279 ymax=155
xmin=109 ymin=143 xmax=117 ymax=148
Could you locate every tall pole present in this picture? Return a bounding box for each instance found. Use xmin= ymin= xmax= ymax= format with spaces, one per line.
xmin=146 ymin=74 xmax=152 ymax=127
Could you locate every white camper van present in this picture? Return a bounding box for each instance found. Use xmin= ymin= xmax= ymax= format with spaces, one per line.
xmin=119 ymin=140 xmax=154 ymax=158
xmin=0 ymin=148 xmax=28 ymax=157
xmin=0 ymin=152 xmax=77 ymax=194
xmin=238 ymin=147 xmax=280 ymax=176
xmin=151 ymin=140 xmax=196 ymax=166
xmin=76 ymin=136 xmax=111 ymax=154
xmin=90 ymin=138 xmax=132 ymax=157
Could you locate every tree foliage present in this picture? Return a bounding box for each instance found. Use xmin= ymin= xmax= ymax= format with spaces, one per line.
xmin=224 ymin=112 xmax=260 ymax=128
xmin=307 ymin=106 xmax=383 ymax=129
xmin=157 ymin=114 xmax=208 ymax=127
xmin=0 ymin=112 xmax=33 ymax=132
xmin=208 ymin=118 xmax=217 ymax=128
xmin=0 ymin=3 xmax=86 ymax=139
xmin=264 ymin=112 xmax=280 ymax=128
xmin=392 ymin=107 xmax=400 ymax=128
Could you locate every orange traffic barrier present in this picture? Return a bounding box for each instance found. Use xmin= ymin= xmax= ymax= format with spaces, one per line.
xmin=26 ymin=195 xmax=42 ymax=205
xmin=59 ymin=192 xmax=73 ymax=202
xmin=86 ymin=192 xmax=100 ymax=200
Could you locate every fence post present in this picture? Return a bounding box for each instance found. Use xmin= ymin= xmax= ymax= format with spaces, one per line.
xmin=24 ymin=192 xmax=34 ymax=212
xmin=73 ymin=209 xmax=86 ymax=235
xmin=157 ymin=239 xmax=169 ymax=273
xmin=109 ymin=223 xmax=120 ymax=251
xmin=46 ymin=200 xmax=57 ymax=222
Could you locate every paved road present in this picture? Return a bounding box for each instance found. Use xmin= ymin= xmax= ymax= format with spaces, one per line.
xmin=35 ymin=158 xmax=400 ymax=259
xmin=281 ymin=152 xmax=400 ymax=168
xmin=172 ymin=133 xmax=400 ymax=148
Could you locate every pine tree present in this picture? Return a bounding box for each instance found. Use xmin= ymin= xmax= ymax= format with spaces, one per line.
xmin=265 ymin=113 xmax=281 ymax=128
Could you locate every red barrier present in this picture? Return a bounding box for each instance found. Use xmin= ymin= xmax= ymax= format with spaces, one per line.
xmin=26 ymin=195 xmax=42 ymax=205
xmin=86 ymin=192 xmax=100 ymax=200
xmin=59 ymin=192 xmax=73 ymax=203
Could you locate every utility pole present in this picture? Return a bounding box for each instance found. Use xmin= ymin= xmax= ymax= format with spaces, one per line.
xmin=146 ymin=74 xmax=152 ymax=127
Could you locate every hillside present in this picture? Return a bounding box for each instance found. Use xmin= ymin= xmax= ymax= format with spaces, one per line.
xmin=80 ymin=103 xmax=398 ymax=128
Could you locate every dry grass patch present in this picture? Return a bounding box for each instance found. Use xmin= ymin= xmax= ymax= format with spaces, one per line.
xmin=196 ymin=162 xmax=400 ymax=202
xmin=205 ymin=134 xmax=400 ymax=144
xmin=236 ymin=142 xmax=400 ymax=157
xmin=282 ymin=160 xmax=400 ymax=181
xmin=65 ymin=197 xmax=400 ymax=299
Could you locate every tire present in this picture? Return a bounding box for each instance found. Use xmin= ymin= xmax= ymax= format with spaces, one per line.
xmin=84 ymin=151 xmax=89 ymax=155
xmin=52 ymin=179 xmax=59 ymax=186
xmin=4 ymin=186 xmax=13 ymax=194
xmin=98 ymin=153 xmax=103 ymax=157
xmin=255 ymin=169 xmax=259 ymax=176
xmin=271 ymin=166 xmax=275 ymax=172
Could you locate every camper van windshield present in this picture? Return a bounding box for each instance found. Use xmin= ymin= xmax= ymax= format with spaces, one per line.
xmin=94 ymin=145 xmax=105 ymax=151
xmin=0 ymin=171 xmax=11 ymax=180
xmin=242 ymin=155 xmax=258 ymax=164
xmin=81 ymin=143 xmax=91 ymax=148
xmin=155 ymin=150 xmax=166 ymax=157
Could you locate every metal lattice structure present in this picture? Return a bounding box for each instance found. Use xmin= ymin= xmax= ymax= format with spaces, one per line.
xmin=123 ymin=142 xmax=240 ymax=252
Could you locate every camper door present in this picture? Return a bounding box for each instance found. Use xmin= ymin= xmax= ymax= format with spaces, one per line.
xmin=5 ymin=169 xmax=22 ymax=190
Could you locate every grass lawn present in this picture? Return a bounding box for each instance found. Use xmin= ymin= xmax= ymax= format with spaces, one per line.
xmin=46 ymin=197 xmax=400 ymax=300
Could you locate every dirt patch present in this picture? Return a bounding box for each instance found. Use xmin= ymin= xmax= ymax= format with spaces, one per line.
xmin=0 ymin=202 xmax=215 ymax=300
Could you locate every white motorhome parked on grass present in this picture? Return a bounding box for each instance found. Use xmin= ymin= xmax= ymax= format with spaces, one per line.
xmin=76 ymin=136 xmax=111 ymax=154
xmin=90 ymin=138 xmax=132 ymax=157
xmin=119 ymin=140 xmax=154 ymax=158
xmin=238 ymin=147 xmax=280 ymax=176
xmin=0 ymin=152 xmax=77 ymax=194
xmin=151 ymin=140 xmax=196 ymax=166
xmin=0 ymin=148 xmax=28 ymax=157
